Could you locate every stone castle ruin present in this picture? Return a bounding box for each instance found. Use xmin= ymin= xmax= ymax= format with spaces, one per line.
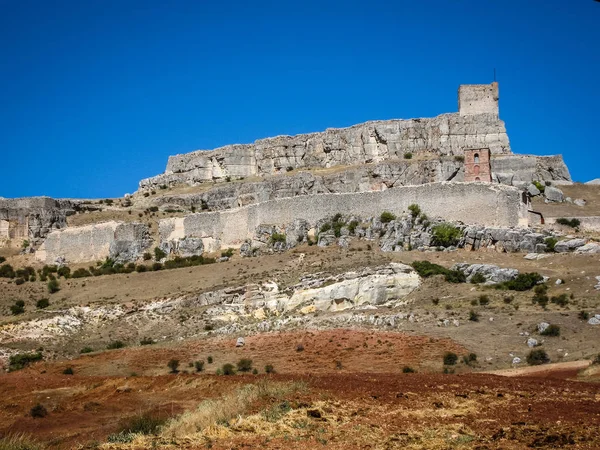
xmin=0 ymin=83 xmax=579 ymax=265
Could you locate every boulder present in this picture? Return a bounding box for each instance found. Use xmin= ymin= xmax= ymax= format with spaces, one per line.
xmin=452 ymin=263 xmax=518 ymax=284
xmin=554 ymin=238 xmax=586 ymax=253
xmin=527 ymin=338 xmax=538 ymax=348
xmin=588 ymin=316 xmax=600 ymax=325
xmin=527 ymin=184 xmax=541 ymax=196
xmin=177 ymin=237 xmax=204 ymax=257
xmin=586 ymin=178 xmax=600 ymax=185
xmin=575 ymin=243 xmax=600 ymax=254
xmin=512 ymin=357 xmax=522 ymax=365
xmin=574 ymin=199 xmax=586 ymax=207
xmin=544 ymin=186 xmax=564 ymax=203
xmin=236 ymin=337 xmax=245 ymax=347
xmin=537 ymin=322 xmax=550 ymax=333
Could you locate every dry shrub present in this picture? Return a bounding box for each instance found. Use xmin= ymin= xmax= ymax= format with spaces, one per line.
xmin=0 ymin=434 xmax=42 ymax=450
xmin=162 ymin=379 xmax=307 ymax=439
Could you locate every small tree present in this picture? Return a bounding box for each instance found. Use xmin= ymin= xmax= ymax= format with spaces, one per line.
xmin=380 ymin=211 xmax=396 ymax=223
xmin=194 ymin=360 xmax=205 ymax=372
xmin=168 ymin=359 xmax=180 ymax=373
xmin=10 ymin=300 xmax=25 ymax=315
xmin=36 ymin=298 xmax=50 ymax=309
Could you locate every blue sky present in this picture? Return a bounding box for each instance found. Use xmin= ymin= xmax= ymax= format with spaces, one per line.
xmin=1 ymin=0 xmax=598 ymax=198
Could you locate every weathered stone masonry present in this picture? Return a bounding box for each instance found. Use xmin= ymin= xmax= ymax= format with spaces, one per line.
xmin=159 ymin=182 xmax=528 ymax=253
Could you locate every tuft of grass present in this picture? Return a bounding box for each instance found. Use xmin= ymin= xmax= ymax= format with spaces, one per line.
xmin=161 ymin=380 xmax=307 ymax=439
xmin=0 ymin=434 xmax=43 ymax=450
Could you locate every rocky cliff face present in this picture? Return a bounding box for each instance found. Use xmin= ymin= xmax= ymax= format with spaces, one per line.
xmin=0 ymin=197 xmax=76 ymax=245
xmin=139 ymin=113 xmax=511 ymax=189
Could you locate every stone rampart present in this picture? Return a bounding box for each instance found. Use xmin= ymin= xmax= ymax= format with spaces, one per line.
xmin=36 ymin=221 xmax=151 ymax=264
xmin=159 ymin=183 xmax=528 ymax=252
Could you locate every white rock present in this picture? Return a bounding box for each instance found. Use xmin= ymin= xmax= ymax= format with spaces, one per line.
xmin=538 ymin=322 xmax=550 ymax=333
xmin=527 ymin=338 xmax=538 ymax=348
xmin=575 ymin=243 xmax=600 ymax=254
xmin=524 ymin=253 xmax=550 ymax=260
xmin=512 ymin=357 xmax=522 ymax=364
xmin=555 ymin=279 xmax=563 ymax=285
xmin=236 ymin=337 xmax=245 ymax=347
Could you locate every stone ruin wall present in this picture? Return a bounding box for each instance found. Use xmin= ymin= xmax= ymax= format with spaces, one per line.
xmin=159 ymin=182 xmax=528 ymax=253
xmin=36 ymin=221 xmax=151 ymax=265
xmin=458 ymin=82 xmax=499 ymax=117
xmin=0 ymin=197 xmax=76 ymax=246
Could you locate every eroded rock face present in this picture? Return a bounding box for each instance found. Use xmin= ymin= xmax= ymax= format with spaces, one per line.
xmin=36 ymin=221 xmax=152 ymax=264
xmin=452 ymin=263 xmax=518 ymax=284
xmin=139 ymin=113 xmax=512 ymax=189
xmin=0 ymin=197 xmax=77 ymax=245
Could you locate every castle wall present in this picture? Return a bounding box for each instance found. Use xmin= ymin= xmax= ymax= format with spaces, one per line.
xmin=36 ymin=221 xmax=151 ymax=264
xmin=160 ymin=183 xmax=528 ymax=251
xmin=459 ymin=82 xmax=499 ymax=117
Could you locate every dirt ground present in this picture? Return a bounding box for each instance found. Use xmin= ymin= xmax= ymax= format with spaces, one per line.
xmin=0 ymin=329 xmax=599 ymax=449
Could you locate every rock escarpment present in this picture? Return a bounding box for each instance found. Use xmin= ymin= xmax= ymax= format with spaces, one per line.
xmin=0 ymin=197 xmax=76 ymax=245
xmin=140 ymin=113 xmax=512 ymax=189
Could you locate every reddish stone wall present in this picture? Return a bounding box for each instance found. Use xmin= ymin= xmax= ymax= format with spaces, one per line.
xmin=464 ymin=149 xmax=492 ymax=182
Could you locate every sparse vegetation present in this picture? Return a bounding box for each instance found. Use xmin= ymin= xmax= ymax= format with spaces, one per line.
xmin=544 ymin=237 xmax=557 ymax=252
xmin=194 ymin=361 xmax=204 ymax=372
xmin=36 ymin=298 xmax=49 ymax=309
xmin=532 ymin=180 xmax=545 ymax=193
xmin=10 ymin=300 xmax=25 ymax=315
xmin=107 ymin=341 xmax=125 ymax=350
xmin=154 ymin=247 xmax=167 ymax=261
xmin=527 ymin=348 xmax=550 ymax=366
xmin=168 ymin=359 xmax=180 ymax=373
xmin=556 ymin=218 xmax=581 ymax=228
xmin=470 ymin=273 xmax=486 ymax=284
xmin=404 ymin=152 xmax=413 ymax=159
xmin=270 ymin=233 xmax=286 ymax=244
xmin=63 ymin=367 xmax=74 ymax=375
xmin=408 ymin=204 xmax=421 ymax=218
xmin=443 ymin=352 xmax=458 ymax=366
xmin=222 ymin=363 xmax=236 ymax=375
xmin=380 ymin=211 xmax=396 ymax=223
xmin=30 ymin=404 xmax=48 ymax=418
xmin=265 ymin=364 xmax=275 ymax=374
xmin=431 ymin=223 xmax=462 ymax=247
xmin=497 ymin=272 xmax=544 ymax=291
xmin=468 ymin=310 xmax=480 ymax=322
xmin=8 ymin=352 xmax=43 ymax=371
xmin=402 ymin=366 xmax=415 ymax=373
xmin=47 ymin=278 xmax=60 ymax=294
xmin=140 ymin=337 xmax=154 ymax=345
xmin=478 ymin=295 xmax=490 ymax=306
xmin=551 ymin=293 xmax=569 ymax=307
xmin=411 ymin=260 xmax=465 ymax=283
xmin=221 ymin=248 xmax=234 ymax=258
xmin=80 ymin=347 xmax=93 ymax=354
xmin=237 ymin=358 xmax=253 ymax=372
xmin=540 ymin=324 xmax=560 ymax=337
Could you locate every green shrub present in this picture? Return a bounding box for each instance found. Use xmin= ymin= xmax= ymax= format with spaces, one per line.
xmin=152 ymin=262 xmax=163 ymax=271
xmin=578 ymin=311 xmax=590 ymax=321
xmin=593 ymin=354 xmax=600 ymax=365
xmin=319 ymin=223 xmax=331 ymax=233
xmin=14 ymin=277 xmax=25 ymax=285
xmin=556 ymin=218 xmax=581 ymax=228
xmin=408 ymin=204 xmax=421 ymax=218
xmin=551 ymin=294 xmax=569 ymax=307
xmin=431 ymin=223 xmax=462 ymax=247
xmin=107 ymin=341 xmax=125 ymax=350
xmin=222 ymin=363 xmax=236 ymax=375
xmin=411 ymin=260 xmax=465 ymax=283
xmin=0 ymin=264 xmax=15 ymax=278
xmin=221 ymin=248 xmax=234 ymax=258
xmin=478 ymin=295 xmax=490 ymax=306
xmin=207 ymin=356 xmax=213 ymax=364
xmin=237 ymin=358 xmax=253 ymax=372
xmin=497 ymin=273 xmax=544 ymax=291
xmin=167 ymin=359 xmax=180 ymax=373
xmin=470 ymin=273 xmax=486 ymax=284
xmin=47 ymin=279 xmax=60 ymax=294
xmin=194 ymin=360 xmax=204 ymax=372
xmin=63 ymin=367 xmax=74 ymax=375
xmin=36 ymin=298 xmax=49 ymax=309
xmin=10 ymin=300 xmax=25 ymax=315
xmin=443 ymin=352 xmax=458 ymax=366
xmin=140 ymin=337 xmax=154 ymax=345
xmin=80 ymin=347 xmax=93 ymax=354
xmin=454 ymin=155 xmax=464 ymax=162
xmin=116 ymin=412 xmax=166 ymax=436
xmin=532 ymin=180 xmax=545 ymax=193
xmin=544 ymin=237 xmax=557 ymax=252
xmin=0 ymin=256 xmax=5 ymax=264
xmin=527 ymin=349 xmax=550 ymax=366
xmin=265 ymin=364 xmax=275 ymax=374
xmin=402 ymin=366 xmax=415 ymax=373
xmin=540 ymin=324 xmax=560 ymax=337
xmin=468 ymin=310 xmax=479 ymax=322
xmin=30 ymin=403 xmax=48 ymax=418
xmin=380 ymin=211 xmax=396 ymax=223
xmin=136 ymin=265 xmax=148 ymax=273
xmin=143 ymin=252 xmax=152 ymax=261
xmin=270 ymin=233 xmax=286 ymax=244
xmin=57 ymin=266 xmax=71 ymax=279
xmin=9 ymin=352 xmax=43 ymax=371
xmin=72 ymin=268 xmax=92 ymax=278
xmin=154 ymin=247 xmax=167 ymax=261
xmin=404 ymin=152 xmax=413 ymax=159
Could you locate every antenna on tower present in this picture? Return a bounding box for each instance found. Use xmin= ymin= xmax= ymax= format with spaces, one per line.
xmin=494 ymin=68 xmax=497 ymax=82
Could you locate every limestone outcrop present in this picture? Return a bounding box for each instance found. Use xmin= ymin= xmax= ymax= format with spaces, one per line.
xmin=0 ymin=197 xmax=77 ymax=245
xmin=139 ymin=112 xmax=511 ymax=189
xmin=36 ymin=221 xmax=151 ymax=264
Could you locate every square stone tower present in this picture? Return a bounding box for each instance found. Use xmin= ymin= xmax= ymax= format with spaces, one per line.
xmin=464 ymin=149 xmax=492 ymax=182
xmin=458 ymin=82 xmax=499 ymax=117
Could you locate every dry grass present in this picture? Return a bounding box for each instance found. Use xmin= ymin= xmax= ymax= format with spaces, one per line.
xmin=0 ymin=434 xmax=43 ymax=450
xmin=161 ymin=379 xmax=307 ymax=439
